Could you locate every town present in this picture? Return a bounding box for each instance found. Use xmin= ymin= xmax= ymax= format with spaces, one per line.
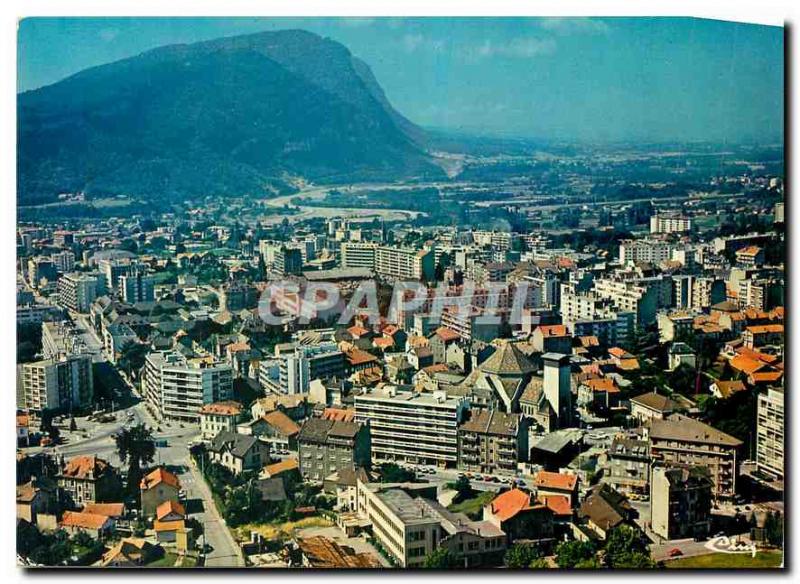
xmin=15 ymin=145 xmax=785 ymax=569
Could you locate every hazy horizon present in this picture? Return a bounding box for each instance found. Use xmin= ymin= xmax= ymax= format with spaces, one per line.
xmin=18 ymin=17 xmax=784 ymax=144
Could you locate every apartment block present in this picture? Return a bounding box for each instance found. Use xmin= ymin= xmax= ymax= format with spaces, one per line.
xmin=458 ymin=409 xmax=527 ymax=474
xmin=756 ymin=387 xmax=784 ymax=479
xmin=57 ymin=272 xmax=98 ymax=313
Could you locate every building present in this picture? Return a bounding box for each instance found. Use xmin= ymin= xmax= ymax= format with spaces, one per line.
xmin=208 ymin=431 xmax=270 ymax=475
xmin=143 ymin=351 xmax=233 ymax=423
xmin=375 ymin=245 xmax=435 ymax=281
xmin=542 ymin=353 xmax=574 ymax=428
xmin=648 ymin=414 xmax=742 ymax=500
xmin=667 ymin=342 xmax=697 ymax=371
xmin=605 ymin=437 xmax=650 ymax=495
xmin=140 ymin=467 xmax=181 ymax=517
xmin=296 ymin=535 xmax=382 ymax=568
xmin=297 ymin=418 xmax=371 ymax=482
xmin=533 ymin=470 xmax=579 ymax=506
xmin=578 ymin=484 xmax=636 ymax=540
xmin=120 ymin=272 xmax=156 ymax=304
xmin=279 ymin=343 xmax=345 ymax=395
xmin=756 ymin=387 xmax=784 ymax=479
xmin=458 ymin=409 xmax=527 ymax=474
xmin=355 ymin=478 xmax=506 ymax=568
xmin=593 ymin=278 xmax=658 ymax=328
xmin=273 ymin=246 xmax=303 ymax=276
xmin=619 ymin=239 xmax=674 ymax=265
xmin=20 ymin=354 xmax=94 ymax=414
xmin=199 ymin=401 xmax=244 ymax=440
xmin=482 ymin=488 xmax=556 ymax=543
xmin=650 ymin=214 xmax=692 ymax=234
xmin=58 ymin=455 xmax=121 ymax=507
xmin=630 ymin=391 xmax=676 ymax=423
xmin=57 ymin=272 xmax=98 ymax=313
xmin=241 ymin=410 xmax=301 ymax=453
xmin=355 ymin=387 xmax=467 ymax=468
xmin=650 ymin=464 xmax=713 ymax=541
xmin=340 ymin=242 xmax=378 ymax=270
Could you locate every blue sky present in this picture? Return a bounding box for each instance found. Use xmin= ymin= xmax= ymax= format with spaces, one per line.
xmin=18 ymin=17 xmax=784 ymax=143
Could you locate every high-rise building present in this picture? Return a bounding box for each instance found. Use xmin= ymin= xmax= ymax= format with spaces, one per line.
xmin=650 ymin=214 xmax=693 ymax=234
xmin=120 ymin=271 xmax=155 ymax=304
xmin=143 ymin=351 xmax=233 ymax=423
xmin=355 ymin=387 xmax=468 ymax=467
xmin=650 ymin=464 xmax=713 ymax=541
xmin=20 ymin=355 xmax=94 ymax=414
xmin=375 ymin=246 xmax=435 ymax=281
xmin=543 ymin=353 xmax=573 ymax=428
xmin=340 ymin=242 xmax=378 ymax=270
xmin=756 ymin=387 xmax=784 ymax=480
xmin=57 ymin=272 xmax=98 ymax=313
xmin=278 ymin=342 xmax=345 ymax=395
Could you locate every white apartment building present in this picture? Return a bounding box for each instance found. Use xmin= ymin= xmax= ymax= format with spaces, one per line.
xmin=756 ymin=387 xmax=784 ymax=479
xmin=340 ymin=242 xmax=378 ymax=270
xmin=20 ymin=355 xmax=94 ymax=413
xmin=619 ymin=239 xmax=674 ymax=265
xmin=375 ymin=246 xmax=435 ymax=281
xmin=57 ymin=272 xmax=98 ymax=313
xmin=278 ymin=342 xmax=345 ymax=395
xmin=593 ymin=278 xmax=658 ymax=327
xmin=143 ymin=351 xmax=233 ymax=423
xmin=354 ymin=387 xmax=468 ymax=467
xmin=650 ymin=214 xmax=693 ymax=234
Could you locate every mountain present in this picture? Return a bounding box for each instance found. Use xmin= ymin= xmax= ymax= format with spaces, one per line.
xmin=18 ymin=29 xmax=442 ymax=205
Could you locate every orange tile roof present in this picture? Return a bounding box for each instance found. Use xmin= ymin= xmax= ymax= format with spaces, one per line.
xmin=263 ymin=458 xmax=299 ymax=477
xmin=735 ymin=347 xmax=778 ymax=364
xmin=140 ymin=467 xmax=180 ymax=491
xmin=729 ymin=355 xmax=768 ymax=376
xmin=321 ymin=407 xmax=356 ymax=422
xmin=583 ymin=378 xmax=617 ymax=393
xmin=433 ymin=327 xmax=461 ymax=342
xmin=541 ymin=495 xmax=572 ymax=516
xmin=226 ymin=341 xmax=251 ymax=353
xmin=262 ymin=410 xmax=301 ymax=436
xmin=82 ymin=502 xmax=125 ymax=517
xmin=578 ymin=336 xmax=600 ymax=348
xmin=746 ymin=324 xmax=784 ymax=334
xmin=608 ymin=347 xmax=633 ymax=359
xmin=536 ymin=324 xmax=568 ymax=337
xmin=346 ymin=348 xmax=379 ymax=366
xmin=61 ymin=455 xmax=112 ymax=480
xmin=61 ymin=511 xmax=111 ymax=530
xmin=373 ymin=337 xmax=394 ymax=349
xmin=199 ymin=400 xmax=243 ymax=416
xmin=534 ymin=470 xmax=577 ymax=491
xmin=347 ymin=325 xmax=369 ymax=338
xmin=736 ymin=245 xmax=762 ymax=256
xmin=617 ymin=358 xmax=640 ymax=371
xmin=489 ymin=488 xmax=533 ymax=522
xmin=749 ymin=371 xmax=783 ymax=383
xmin=156 ymin=499 xmax=185 ymax=520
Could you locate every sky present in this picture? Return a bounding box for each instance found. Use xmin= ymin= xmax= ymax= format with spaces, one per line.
xmin=17 ymin=17 xmax=784 ymax=144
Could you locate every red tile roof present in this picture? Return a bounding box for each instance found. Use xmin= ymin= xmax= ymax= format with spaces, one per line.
xmin=140 ymin=467 xmax=180 ymax=491
xmin=156 ymin=499 xmax=185 ymax=521
xmin=488 ymin=488 xmax=533 ymax=522
xmin=61 ymin=510 xmax=111 ymax=530
xmin=534 ymin=470 xmax=577 ymax=491
xmin=199 ymin=400 xmax=243 ymax=416
xmin=82 ymin=502 xmax=125 ymax=517
xmin=541 ymin=495 xmax=572 ymax=517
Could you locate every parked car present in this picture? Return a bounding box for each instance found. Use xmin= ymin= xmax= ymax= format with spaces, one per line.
xmin=668 ymin=548 xmax=683 ymax=558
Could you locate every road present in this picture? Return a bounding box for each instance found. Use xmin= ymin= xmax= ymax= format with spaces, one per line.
xmin=650 ymin=533 xmax=753 ymax=562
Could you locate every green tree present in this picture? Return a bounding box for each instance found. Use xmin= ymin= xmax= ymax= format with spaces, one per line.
xmin=764 ymin=511 xmax=783 ymax=547
xmin=114 ymin=423 xmax=156 ymax=496
xmin=378 ymin=463 xmax=415 ymax=483
xmin=504 ymin=542 xmax=542 ymax=569
xmin=453 ymin=476 xmax=472 ymax=501
xmin=603 ymin=525 xmax=654 ymax=569
xmin=555 ymin=540 xmax=597 ymax=568
xmin=574 ymin=557 xmax=602 ymax=569
xmin=423 ymin=547 xmax=460 ymax=568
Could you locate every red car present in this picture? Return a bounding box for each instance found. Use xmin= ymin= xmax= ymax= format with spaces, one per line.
xmin=668 ymin=548 xmax=683 ymax=558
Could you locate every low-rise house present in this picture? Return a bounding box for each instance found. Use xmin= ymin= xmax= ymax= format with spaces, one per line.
xmin=240 ymin=410 xmax=300 ymax=453
xmin=261 ymin=457 xmax=301 ymax=486
xmin=482 ymin=488 xmax=556 ymax=543
xmin=200 ymin=400 xmax=244 ymax=440
xmin=630 ymin=391 xmax=676 ymax=423
xmin=650 ymin=464 xmax=713 ymax=541
xmin=16 ymin=477 xmax=57 ymax=524
xmin=101 ymin=538 xmax=161 ymax=567
xmin=82 ymin=502 xmax=126 ymax=519
xmin=251 ymin=393 xmax=310 ymax=421
xmin=156 ymin=500 xmax=185 ymax=523
xmin=58 ymin=455 xmax=121 ymax=507
xmin=709 ymin=379 xmax=747 ymax=399
xmin=140 ymin=467 xmax=181 ymax=517
xmin=59 ymin=510 xmax=114 ymax=538
xmin=578 ymin=484 xmax=636 ymax=540
xmin=533 ymin=470 xmax=579 ymax=506
xmin=208 ymin=431 xmax=270 ymax=475
xmin=297 ymin=418 xmax=371 ymax=482
xmin=667 ymin=342 xmax=697 ymax=371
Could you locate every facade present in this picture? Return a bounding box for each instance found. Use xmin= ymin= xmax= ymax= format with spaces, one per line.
xmin=340 ymin=242 xmax=378 ymax=270
xmin=650 ymin=464 xmax=713 ymax=541
xmin=606 ymin=437 xmax=650 ymax=494
xmin=355 ymin=478 xmax=506 ymax=568
xmin=756 ymin=387 xmax=784 ymax=479
xmin=297 ymin=418 xmax=371 ymax=482
xmin=279 ymin=343 xmax=345 ymax=395
xmin=375 ymin=245 xmax=435 ymax=281
xmin=199 ymin=401 xmax=244 ymax=440
xmin=140 ymin=467 xmax=181 ymax=517
xmin=20 ymin=354 xmax=94 ymax=413
xmin=458 ymin=409 xmax=526 ymax=474
xmin=57 ymin=272 xmax=98 ymax=313
xmin=143 ymin=351 xmax=233 ymax=423
xmin=650 ymin=214 xmax=692 ymax=234
xmin=648 ymin=414 xmax=742 ymax=500
xmin=120 ymin=272 xmax=156 ymax=303
xmin=208 ymin=432 xmax=270 ymax=475
xmin=58 ymin=455 xmax=121 ymax=507
xmin=355 ymin=387 xmax=467 ymax=468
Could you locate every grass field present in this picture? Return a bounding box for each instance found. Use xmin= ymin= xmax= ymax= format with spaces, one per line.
xmin=447 ymin=490 xmax=497 ymax=519
xmin=147 ymin=552 xmax=178 ymax=567
xmin=665 ymin=551 xmax=783 ymax=569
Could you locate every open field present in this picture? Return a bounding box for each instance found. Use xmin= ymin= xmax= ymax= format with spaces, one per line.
xmin=664 ymin=551 xmax=783 ymax=569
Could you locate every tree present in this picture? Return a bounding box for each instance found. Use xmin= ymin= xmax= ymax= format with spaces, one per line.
xmin=377 ymin=463 xmax=415 ymax=483
xmin=452 ymin=476 xmax=472 ymax=501
xmin=603 ymin=525 xmax=654 ymax=569
xmin=114 ymin=423 xmax=156 ymax=495
xmin=555 ymin=540 xmax=597 ymax=568
xmin=423 ymin=548 xmax=460 ymax=568
xmin=504 ymin=542 xmax=542 ymax=569
xmin=764 ymin=511 xmax=783 ymax=547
